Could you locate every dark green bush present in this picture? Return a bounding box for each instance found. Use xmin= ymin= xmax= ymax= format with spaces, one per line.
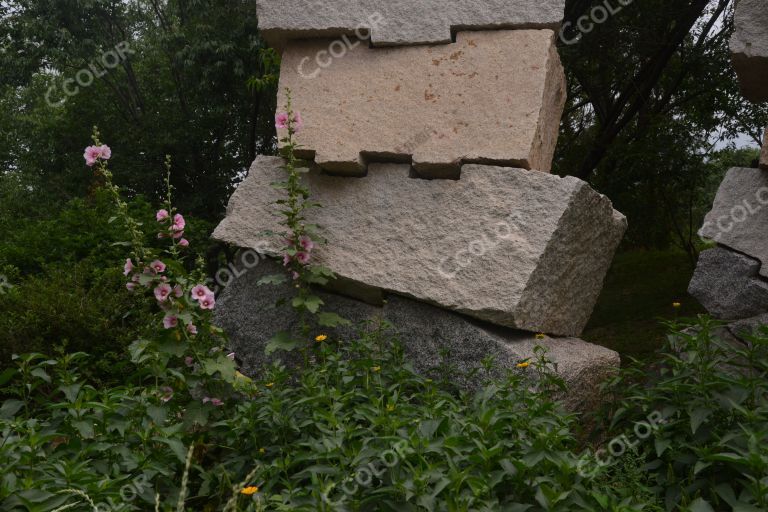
xmin=596 ymin=317 xmax=768 ymax=511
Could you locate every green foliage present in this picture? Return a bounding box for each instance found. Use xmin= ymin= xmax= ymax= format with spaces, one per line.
xmin=598 ymin=317 xmax=768 ymax=510
xmin=1 ymin=326 xmax=645 ymax=512
xmin=0 ymin=0 xmax=278 ymax=218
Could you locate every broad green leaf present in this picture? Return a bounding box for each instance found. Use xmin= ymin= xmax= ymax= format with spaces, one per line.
xmin=265 ymin=331 xmax=303 ymax=354
xmin=0 ymin=399 xmax=24 ymax=419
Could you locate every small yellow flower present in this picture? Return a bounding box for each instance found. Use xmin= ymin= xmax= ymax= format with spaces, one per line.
xmin=265 ymin=382 xmax=274 ymax=388
xmin=517 ymin=362 xmax=530 ymax=369
xmin=259 ymin=447 xmax=266 ymax=454
xmin=371 ymin=366 xmax=381 ymax=373
xmin=672 ymin=302 xmax=682 ymax=309
xmin=386 ymin=404 xmax=395 ymax=412
xmin=315 ymin=334 xmax=328 ymax=342
xmin=535 ymin=333 xmax=546 ymax=340
xmin=241 ymin=486 xmax=259 ymax=496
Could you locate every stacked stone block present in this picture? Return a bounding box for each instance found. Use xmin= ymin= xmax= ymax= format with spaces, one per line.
xmin=214 ymin=0 xmax=627 ymax=405
xmin=689 ymin=2 xmax=768 ymax=342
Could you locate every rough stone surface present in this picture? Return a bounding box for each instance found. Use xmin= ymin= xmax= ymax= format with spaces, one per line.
xmin=761 ymin=129 xmax=767 ymax=170
xmin=278 ymin=30 xmax=566 ymax=176
xmin=728 ymin=313 xmax=768 ymax=342
xmin=730 ymin=0 xmax=768 ymax=102
xmin=257 ymin=0 xmax=566 ymax=50
xmin=215 ymin=256 xmax=620 ymax=412
xmin=688 ymin=247 xmax=768 ymax=321
xmin=213 ymin=156 xmax=627 ymax=336
xmin=699 ymin=167 xmax=768 ymax=277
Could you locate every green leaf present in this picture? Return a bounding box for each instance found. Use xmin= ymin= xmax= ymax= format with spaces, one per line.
xmin=258 ymin=273 xmax=288 ymax=286
xmin=689 ymin=407 xmax=713 ymax=434
xmin=303 ymin=295 xmax=323 ymax=314
xmin=655 ymin=438 xmax=672 ymax=457
xmin=152 ymin=437 xmax=188 ymax=463
xmin=0 ymin=368 xmax=17 ymax=387
xmin=30 ymin=367 xmax=51 ymax=383
xmin=59 ymin=383 xmax=82 ymax=403
xmin=72 ymin=420 xmax=95 ymax=439
xmin=687 ymin=497 xmax=715 ymax=512
xmin=265 ymin=331 xmax=303 ymax=354
xmin=0 ymin=399 xmax=24 ymax=419
xmin=317 ymin=312 xmax=350 ymax=327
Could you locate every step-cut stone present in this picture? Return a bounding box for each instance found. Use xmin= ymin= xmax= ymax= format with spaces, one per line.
xmin=699 ymin=167 xmax=768 ymax=277
xmin=688 ymin=247 xmax=768 ymax=321
xmin=213 ymin=156 xmax=627 ymax=336
xmin=215 ymin=255 xmax=620 ymax=412
xmin=257 ymin=0 xmax=566 ymax=50
xmin=278 ymin=30 xmax=566 ymax=177
xmin=761 ymin=129 xmax=767 ymax=170
xmin=730 ymin=0 xmax=768 ymax=102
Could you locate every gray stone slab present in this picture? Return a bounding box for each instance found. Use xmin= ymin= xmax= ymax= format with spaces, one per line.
xmin=257 ymin=0 xmax=566 ymax=49
xmin=730 ymin=0 xmax=768 ymax=102
xmin=688 ymin=247 xmax=768 ymax=320
xmin=213 ymin=156 xmax=626 ymax=336
xmin=215 ymin=256 xmax=620 ymax=412
xmin=699 ymin=167 xmax=768 ymax=277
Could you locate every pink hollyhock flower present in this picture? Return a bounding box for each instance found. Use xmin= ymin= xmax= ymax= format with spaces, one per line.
xmin=159 ymin=386 xmax=174 ymax=403
xmin=296 ymin=251 xmax=311 ymax=265
xmin=293 ymin=112 xmax=304 ymax=132
xmin=282 ymin=253 xmax=291 ymax=267
xmin=292 ymin=271 xmax=300 ymax=281
xmin=150 ymin=260 xmax=166 ymax=273
xmin=156 ymin=209 xmax=170 ymax=222
xmin=186 ymin=324 xmax=198 ymax=336
xmin=172 ymin=214 xmax=185 ymax=232
xmin=203 ymin=397 xmax=224 ymax=407
xmin=131 ymin=273 xmax=140 ymax=283
xmin=178 ymin=238 xmax=189 ymax=247
xmin=173 ymin=285 xmax=184 ymax=298
xmin=191 ymin=284 xmax=213 ymax=301
xmin=83 ymin=146 xmax=102 ymax=166
xmin=275 ymin=112 xmax=289 ymax=130
xmin=172 ymin=230 xmax=184 ymax=239
xmin=154 ymin=284 xmax=172 ymax=302
xmin=99 ymin=145 xmax=111 ymax=160
xmin=124 ymin=258 xmax=134 ymax=276
xmin=126 ymin=282 xmax=136 ymax=292
xmin=184 ymin=356 xmax=194 ymax=367
xmin=298 ymin=235 xmax=314 ymax=251
xmin=163 ymin=315 xmax=179 ymax=329
xmin=199 ymin=294 xmax=216 ymax=310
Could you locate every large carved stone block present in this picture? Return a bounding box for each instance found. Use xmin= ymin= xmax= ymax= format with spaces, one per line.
xmin=699 ymin=167 xmax=768 ymax=277
xmin=730 ymin=0 xmax=768 ymax=102
xmin=256 ymin=0 xmax=566 ymax=49
xmin=278 ymin=30 xmax=566 ymax=177
xmin=213 ymin=156 xmax=627 ymax=336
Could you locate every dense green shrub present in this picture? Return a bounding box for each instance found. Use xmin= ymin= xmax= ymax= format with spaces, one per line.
xmin=0 ymin=184 xmax=216 ymax=379
xmin=2 ymin=314 xmax=767 ymax=511
xmin=596 ymin=317 xmax=768 ymax=511
xmin=0 ymin=327 xmax=643 ymax=512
